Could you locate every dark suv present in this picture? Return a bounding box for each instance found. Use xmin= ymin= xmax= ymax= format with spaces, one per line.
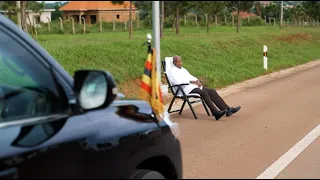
xmin=0 ymin=14 xmax=182 ymax=179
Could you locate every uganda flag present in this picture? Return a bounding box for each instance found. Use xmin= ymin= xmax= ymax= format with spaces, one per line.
xmin=140 ymin=46 xmax=164 ymax=117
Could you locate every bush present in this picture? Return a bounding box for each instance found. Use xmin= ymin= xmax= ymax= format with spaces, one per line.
xmin=242 ymin=16 xmax=266 ymax=26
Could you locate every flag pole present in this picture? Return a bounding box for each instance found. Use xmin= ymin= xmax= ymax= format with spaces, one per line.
xmin=152 ymin=1 xmax=162 ymax=85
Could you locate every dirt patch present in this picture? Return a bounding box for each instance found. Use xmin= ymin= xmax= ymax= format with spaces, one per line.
xmin=277 ymin=33 xmax=313 ymax=43
xmin=118 ymin=78 xmax=141 ymax=99
xmin=118 ymin=77 xmax=175 ymax=104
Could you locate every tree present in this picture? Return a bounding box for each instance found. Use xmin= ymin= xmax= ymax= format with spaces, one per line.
xmin=112 ymin=1 xmax=133 ymax=40
xmin=253 ymin=1 xmax=262 ymax=17
xmin=163 ymin=1 xmax=175 ymax=30
xmin=262 ymin=2 xmax=280 ymax=20
xmin=302 ymin=1 xmax=320 ymax=21
xmin=134 ymin=1 xmax=152 ymax=20
xmin=129 ymin=1 xmax=132 ymax=39
xmin=225 ymin=1 xmax=255 ymax=33
xmin=283 ymin=8 xmax=293 ymax=20
xmin=20 ymin=1 xmax=27 ymax=32
xmin=196 ymin=1 xmax=225 ymax=33
xmin=166 ymin=1 xmax=193 ymax=35
xmin=160 ymin=1 xmax=164 ymax=38
xmin=51 ymin=2 xmax=67 ymax=21
xmin=0 ymin=1 xmax=17 ymax=19
xmin=292 ymin=4 xmax=307 ymax=21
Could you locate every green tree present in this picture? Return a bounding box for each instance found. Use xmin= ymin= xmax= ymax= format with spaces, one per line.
xmin=292 ymin=4 xmax=307 ymax=20
xmin=166 ymin=1 xmax=193 ymax=35
xmin=134 ymin=1 xmax=151 ymax=20
xmin=51 ymin=2 xmax=67 ymax=21
xmin=0 ymin=1 xmax=17 ymax=19
xmin=195 ymin=1 xmax=225 ymax=33
xmin=262 ymin=2 xmax=280 ymax=19
xmin=226 ymin=1 xmax=255 ymax=33
xmin=253 ymin=1 xmax=262 ymax=17
xmin=302 ymin=1 xmax=320 ymax=20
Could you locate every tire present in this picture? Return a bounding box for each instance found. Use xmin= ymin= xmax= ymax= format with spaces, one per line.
xmin=130 ymin=169 xmax=166 ymax=179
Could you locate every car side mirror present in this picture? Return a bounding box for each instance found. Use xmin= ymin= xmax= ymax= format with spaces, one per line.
xmin=73 ymin=70 xmax=118 ymax=111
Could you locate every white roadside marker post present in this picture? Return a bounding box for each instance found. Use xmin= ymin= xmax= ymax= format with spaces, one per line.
xmin=263 ymin=45 xmax=268 ymax=70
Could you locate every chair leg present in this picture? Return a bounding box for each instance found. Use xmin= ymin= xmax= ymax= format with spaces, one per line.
xmin=167 ymin=96 xmax=176 ymax=113
xmin=201 ymin=99 xmax=211 ymax=116
xmin=186 ymin=98 xmax=198 ymax=119
xmin=179 ymin=100 xmax=187 ymax=115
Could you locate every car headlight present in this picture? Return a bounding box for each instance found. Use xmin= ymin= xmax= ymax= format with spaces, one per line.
xmin=163 ymin=111 xmax=180 ymax=139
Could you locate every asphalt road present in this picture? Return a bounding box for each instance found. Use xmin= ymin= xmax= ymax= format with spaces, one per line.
xmin=170 ymin=63 xmax=320 ymax=179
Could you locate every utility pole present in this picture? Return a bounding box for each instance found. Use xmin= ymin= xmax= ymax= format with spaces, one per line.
xmin=16 ymin=1 xmax=21 ymax=29
xmin=152 ymin=1 xmax=161 ymax=85
xmin=280 ymin=1 xmax=283 ymax=28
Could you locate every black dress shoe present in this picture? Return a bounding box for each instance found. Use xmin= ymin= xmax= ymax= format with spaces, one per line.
xmin=215 ymin=110 xmax=227 ymax=120
xmin=226 ymin=106 xmax=241 ymax=117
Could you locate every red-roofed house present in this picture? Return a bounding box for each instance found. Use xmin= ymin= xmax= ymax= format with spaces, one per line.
xmin=59 ymin=1 xmax=136 ymax=24
xmin=231 ymin=11 xmax=257 ymax=18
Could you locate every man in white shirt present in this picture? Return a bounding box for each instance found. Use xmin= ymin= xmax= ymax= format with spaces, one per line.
xmin=168 ymin=55 xmax=241 ymax=120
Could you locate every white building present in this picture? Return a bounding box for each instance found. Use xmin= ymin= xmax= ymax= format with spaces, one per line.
xmin=0 ymin=9 xmax=55 ymax=26
xmin=26 ymin=9 xmax=55 ymax=25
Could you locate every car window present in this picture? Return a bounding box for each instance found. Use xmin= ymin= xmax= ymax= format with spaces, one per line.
xmin=0 ymin=29 xmax=68 ymax=122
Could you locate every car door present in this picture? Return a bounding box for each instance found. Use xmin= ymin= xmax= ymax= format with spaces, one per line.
xmin=0 ymin=20 xmax=94 ymax=178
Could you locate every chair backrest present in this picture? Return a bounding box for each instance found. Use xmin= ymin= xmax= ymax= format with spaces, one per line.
xmin=164 ymin=57 xmax=174 ymax=73
xmin=161 ymin=57 xmax=179 ymax=95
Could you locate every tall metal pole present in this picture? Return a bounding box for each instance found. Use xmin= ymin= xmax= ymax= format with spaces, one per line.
xmin=152 ymin=1 xmax=161 ymax=84
xmin=16 ymin=1 xmax=21 ymax=29
xmin=280 ymin=1 xmax=283 ymax=28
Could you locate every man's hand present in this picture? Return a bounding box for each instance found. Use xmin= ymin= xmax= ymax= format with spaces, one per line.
xmin=190 ymin=80 xmax=202 ymax=87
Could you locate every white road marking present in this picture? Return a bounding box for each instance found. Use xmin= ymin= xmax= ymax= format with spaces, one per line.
xmin=256 ymin=124 xmax=320 ymax=179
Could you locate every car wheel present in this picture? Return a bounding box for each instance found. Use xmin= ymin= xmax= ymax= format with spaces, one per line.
xmin=130 ymin=169 xmax=166 ymax=179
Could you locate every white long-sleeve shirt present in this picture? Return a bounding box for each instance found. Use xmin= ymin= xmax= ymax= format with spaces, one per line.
xmin=167 ymin=66 xmax=202 ymax=95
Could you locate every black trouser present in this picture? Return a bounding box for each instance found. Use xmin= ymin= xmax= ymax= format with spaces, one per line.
xmin=190 ymin=87 xmax=229 ymax=115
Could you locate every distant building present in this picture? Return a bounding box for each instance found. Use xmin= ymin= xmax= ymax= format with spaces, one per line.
xmin=0 ymin=9 xmax=55 ymax=26
xmin=232 ymin=11 xmax=257 ymax=19
xmin=26 ymin=9 xmax=55 ymax=25
xmin=59 ymin=1 xmax=137 ymax=24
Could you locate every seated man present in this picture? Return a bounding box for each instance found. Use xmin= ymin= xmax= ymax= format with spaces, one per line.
xmin=167 ymin=55 xmax=241 ymax=120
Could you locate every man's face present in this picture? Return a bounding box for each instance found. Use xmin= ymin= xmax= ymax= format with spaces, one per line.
xmin=174 ymin=57 xmax=183 ymax=69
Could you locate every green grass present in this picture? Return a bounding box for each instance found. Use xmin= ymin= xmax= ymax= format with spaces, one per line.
xmin=36 ymin=26 xmax=320 ymax=97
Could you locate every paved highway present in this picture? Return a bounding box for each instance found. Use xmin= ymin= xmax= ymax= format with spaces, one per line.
xmin=170 ymin=63 xmax=320 ymax=179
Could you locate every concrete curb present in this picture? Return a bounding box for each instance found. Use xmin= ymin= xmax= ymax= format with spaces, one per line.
xmin=164 ymin=59 xmax=320 ymax=114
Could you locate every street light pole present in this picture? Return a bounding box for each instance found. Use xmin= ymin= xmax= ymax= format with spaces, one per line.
xmin=152 ymin=1 xmax=161 ymax=84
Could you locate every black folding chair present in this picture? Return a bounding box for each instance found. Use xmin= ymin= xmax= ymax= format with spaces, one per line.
xmin=161 ymin=57 xmax=210 ymax=119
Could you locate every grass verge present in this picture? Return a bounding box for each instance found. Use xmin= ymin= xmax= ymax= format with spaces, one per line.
xmin=36 ymin=26 xmax=320 ymax=102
